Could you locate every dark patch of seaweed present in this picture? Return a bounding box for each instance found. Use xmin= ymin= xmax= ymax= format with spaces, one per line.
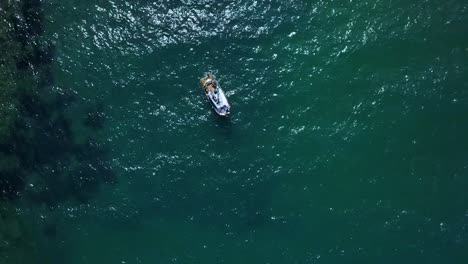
xmin=1 ymin=0 xmax=116 ymax=205
xmin=0 ymin=1 xmax=116 ymax=262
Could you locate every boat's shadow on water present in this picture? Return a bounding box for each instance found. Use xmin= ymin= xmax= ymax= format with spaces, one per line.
xmin=211 ymin=114 xmax=234 ymax=137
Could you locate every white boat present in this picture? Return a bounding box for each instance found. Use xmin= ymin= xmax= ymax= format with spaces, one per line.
xmin=200 ymin=74 xmax=231 ymax=116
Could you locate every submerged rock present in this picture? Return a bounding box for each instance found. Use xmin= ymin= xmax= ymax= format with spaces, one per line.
xmin=0 ymin=1 xmax=116 ymax=262
xmin=0 ymin=0 xmax=115 ymax=264
xmin=0 ymin=0 xmax=115 ymax=205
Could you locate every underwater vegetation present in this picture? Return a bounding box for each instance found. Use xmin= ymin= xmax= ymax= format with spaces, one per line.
xmin=1 ymin=0 xmax=116 ymax=262
xmin=0 ymin=0 xmax=115 ymax=205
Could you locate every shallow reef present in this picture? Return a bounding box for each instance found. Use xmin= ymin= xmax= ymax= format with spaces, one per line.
xmin=1 ymin=0 xmax=116 ymax=262
xmin=1 ymin=0 xmax=115 ymax=205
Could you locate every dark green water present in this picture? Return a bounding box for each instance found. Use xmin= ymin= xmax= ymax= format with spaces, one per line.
xmin=3 ymin=0 xmax=468 ymax=263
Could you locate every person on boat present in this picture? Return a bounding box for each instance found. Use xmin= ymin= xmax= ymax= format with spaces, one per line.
xmin=205 ymin=82 xmax=215 ymax=93
xmin=204 ymin=77 xmax=217 ymax=93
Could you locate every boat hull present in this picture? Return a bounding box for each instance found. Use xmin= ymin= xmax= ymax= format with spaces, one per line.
xmin=200 ymin=76 xmax=231 ymax=116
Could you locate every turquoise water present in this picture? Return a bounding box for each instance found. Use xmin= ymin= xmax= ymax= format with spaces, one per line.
xmin=5 ymin=0 xmax=468 ymax=263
